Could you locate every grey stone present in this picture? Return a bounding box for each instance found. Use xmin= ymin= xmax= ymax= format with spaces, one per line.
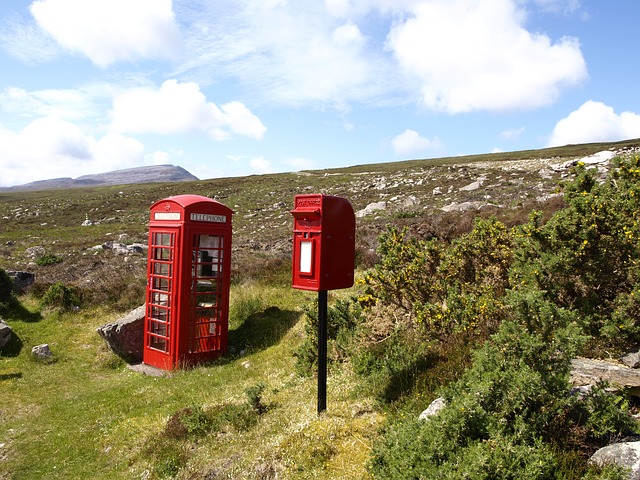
xmin=419 ymin=397 xmax=446 ymax=420
xmin=356 ymin=202 xmax=387 ymax=218
xmin=0 ymin=319 xmax=12 ymax=349
xmin=590 ymin=441 xmax=640 ymax=480
xmin=571 ymin=358 xmax=640 ymax=392
xmin=96 ymin=305 xmax=145 ymax=363
xmin=6 ymin=271 xmax=35 ymax=293
xmin=32 ymin=343 xmax=53 ymax=361
xmin=622 ymin=351 xmax=640 ymax=369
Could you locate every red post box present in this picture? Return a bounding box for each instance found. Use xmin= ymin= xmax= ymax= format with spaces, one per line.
xmin=143 ymin=194 xmax=233 ymax=370
xmin=291 ymin=194 xmax=356 ymax=291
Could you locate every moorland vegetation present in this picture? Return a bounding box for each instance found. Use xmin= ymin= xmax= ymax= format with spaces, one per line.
xmin=1 ymin=140 xmax=640 ymax=479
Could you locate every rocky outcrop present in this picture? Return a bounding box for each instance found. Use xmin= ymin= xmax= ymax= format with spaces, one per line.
xmin=96 ymin=305 xmax=145 ymax=363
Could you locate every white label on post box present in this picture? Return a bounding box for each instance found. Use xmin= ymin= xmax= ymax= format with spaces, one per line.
xmin=300 ymin=240 xmax=313 ymax=274
xmin=154 ymin=212 xmax=181 ymax=220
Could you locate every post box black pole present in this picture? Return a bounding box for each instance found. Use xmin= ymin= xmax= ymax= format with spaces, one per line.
xmin=317 ymin=289 xmax=328 ymax=414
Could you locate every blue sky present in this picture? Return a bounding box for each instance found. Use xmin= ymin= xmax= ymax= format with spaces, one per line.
xmin=0 ymin=0 xmax=639 ymax=187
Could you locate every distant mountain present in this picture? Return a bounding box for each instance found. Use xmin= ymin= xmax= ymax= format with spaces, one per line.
xmin=0 ymin=164 xmax=199 ymax=192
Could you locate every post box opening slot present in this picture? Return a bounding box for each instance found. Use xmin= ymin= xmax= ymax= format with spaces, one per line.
xmin=147 ymin=231 xmax=176 ymax=353
xmin=291 ymin=208 xmax=321 ymax=222
xmin=190 ymin=233 xmax=225 ymax=353
xmin=299 ymin=239 xmax=314 ymax=275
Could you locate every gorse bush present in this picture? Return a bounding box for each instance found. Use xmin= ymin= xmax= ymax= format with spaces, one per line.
xmin=370 ymin=298 xmax=632 ymax=479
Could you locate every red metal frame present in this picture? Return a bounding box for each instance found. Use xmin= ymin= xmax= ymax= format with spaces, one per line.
xmin=143 ymin=195 xmax=233 ymax=370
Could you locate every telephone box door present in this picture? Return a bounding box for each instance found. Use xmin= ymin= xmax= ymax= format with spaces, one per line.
xmin=181 ymin=231 xmax=230 ymax=362
xmin=144 ymin=229 xmax=180 ymax=369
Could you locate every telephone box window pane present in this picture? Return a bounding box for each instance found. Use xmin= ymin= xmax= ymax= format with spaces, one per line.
xmin=153 ymin=262 xmax=171 ymax=276
xmin=152 ymin=292 xmax=169 ymax=306
xmin=151 ymin=306 xmax=168 ymax=322
xmin=150 ymin=336 xmax=167 ymax=351
xmin=154 ymin=247 xmax=171 ymax=261
xmin=155 ymin=233 xmax=173 ymax=246
xmin=300 ymin=240 xmax=313 ymax=274
xmin=150 ymin=320 xmax=167 ymax=336
xmin=153 ymin=277 xmax=170 ymax=291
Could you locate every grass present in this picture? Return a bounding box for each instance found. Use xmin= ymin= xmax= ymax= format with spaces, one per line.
xmin=0 ymin=281 xmax=383 ymax=480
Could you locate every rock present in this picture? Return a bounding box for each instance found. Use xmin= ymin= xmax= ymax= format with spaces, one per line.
xmin=440 ymin=201 xmax=488 ymax=213
xmin=571 ymin=358 xmax=640 ymax=394
xmin=356 ymin=202 xmax=387 ymax=218
xmin=590 ymin=441 xmax=640 ymax=480
xmin=401 ymin=195 xmax=420 ymax=208
xmin=6 ymin=271 xmax=35 ymax=293
xmin=0 ymin=319 xmax=12 ymax=349
xmin=25 ymin=246 xmax=45 ymax=259
xmin=96 ymin=305 xmax=145 ymax=363
xmin=459 ymin=178 xmax=486 ymax=191
xmin=32 ymin=344 xmax=53 ymax=361
xmin=419 ymin=397 xmax=446 ymax=420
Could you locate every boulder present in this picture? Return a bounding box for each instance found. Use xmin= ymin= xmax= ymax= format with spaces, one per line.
xmin=96 ymin=305 xmax=145 ymax=363
xmin=0 ymin=319 xmax=12 ymax=349
xmin=590 ymin=441 xmax=640 ymax=480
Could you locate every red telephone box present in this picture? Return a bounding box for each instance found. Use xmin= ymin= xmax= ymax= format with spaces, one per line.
xmin=143 ymin=194 xmax=233 ymax=370
xmin=291 ymin=194 xmax=356 ymax=291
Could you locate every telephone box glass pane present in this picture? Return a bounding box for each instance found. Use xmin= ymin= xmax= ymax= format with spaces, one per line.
xmin=153 ymin=262 xmax=171 ymax=276
xmin=300 ymin=240 xmax=313 ymax=274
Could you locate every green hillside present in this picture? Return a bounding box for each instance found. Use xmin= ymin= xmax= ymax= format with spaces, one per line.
xmin=1 ymin=139 xmax=640 ymax=479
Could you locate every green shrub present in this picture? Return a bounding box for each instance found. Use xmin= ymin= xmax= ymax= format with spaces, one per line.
xmin=35 ymin=253 xmax=63 ymax=266
xmin=40 ymin=282 xmax=80 ymax=312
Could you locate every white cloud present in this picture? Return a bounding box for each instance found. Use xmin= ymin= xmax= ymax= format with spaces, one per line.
xmin=0 ymin=116 xmax=144 ymax=186
xmin=110 ymin=79 xmax=266 ymax=140
xmin=249 ymin=156 xmax=273 ymax=174
xmin=548 ymin=101 xmax=640 ymax=147
xmin=392 ymin=129 xmax=443 ymax=156
xmin=30 ymin=0 xmax=181 ymax=68
xmin=386 ymin=0 xmax=587 ymax=113
xmin=175 ymin=1 xmax=391 ymax=108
